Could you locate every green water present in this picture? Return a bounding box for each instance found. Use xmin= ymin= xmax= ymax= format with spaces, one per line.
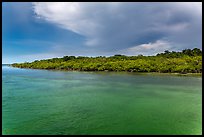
xmin=2 ymin=65 xmax=202 ymax=135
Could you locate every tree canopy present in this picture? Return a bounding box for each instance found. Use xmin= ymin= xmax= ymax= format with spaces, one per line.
xmin=12 ymin=48 xmax=202 ymax=73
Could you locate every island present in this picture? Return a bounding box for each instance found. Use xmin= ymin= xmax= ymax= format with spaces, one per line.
xmin=12 ymin=48 xmax=202 ymax=74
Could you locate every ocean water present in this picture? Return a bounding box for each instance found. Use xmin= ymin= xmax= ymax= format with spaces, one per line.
xmin=2 ymin=65 xmax=202 ymax=135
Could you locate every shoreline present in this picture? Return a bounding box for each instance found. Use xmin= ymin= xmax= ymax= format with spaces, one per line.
xmin=9 ymin=65 xmax=202 ymax=77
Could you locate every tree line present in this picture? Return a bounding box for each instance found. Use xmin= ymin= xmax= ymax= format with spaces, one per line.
xmin=12 ymin=48 xmax=202 ymax=73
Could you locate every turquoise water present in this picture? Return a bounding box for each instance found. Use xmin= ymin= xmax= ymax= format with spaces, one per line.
xmin=2 ymin=65 xmax=202 ymax=135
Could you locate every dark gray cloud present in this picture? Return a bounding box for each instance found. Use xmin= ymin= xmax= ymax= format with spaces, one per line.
xmin=33 ymin=2 xmax=202 ymax=55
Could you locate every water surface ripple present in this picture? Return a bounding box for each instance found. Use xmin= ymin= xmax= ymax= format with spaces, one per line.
xmin=2 ymin=65 xmax=202 ymax=135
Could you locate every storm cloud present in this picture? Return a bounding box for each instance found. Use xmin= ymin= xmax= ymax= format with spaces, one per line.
xmin=33 ymin=2 xmax=202 ymax=55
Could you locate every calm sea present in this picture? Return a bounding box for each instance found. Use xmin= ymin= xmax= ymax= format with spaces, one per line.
xmin=2 ymin=65 xmax=202 ymax=135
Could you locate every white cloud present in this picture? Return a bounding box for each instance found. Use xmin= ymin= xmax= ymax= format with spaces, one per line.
xmin=32 ymin=2 xmax=202 ymax=54
xmin=120 ymin=40 xmax=172 ymax=56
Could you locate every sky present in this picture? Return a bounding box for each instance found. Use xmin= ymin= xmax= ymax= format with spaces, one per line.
xmin=2 ymin=2 xmax=202 ymax=64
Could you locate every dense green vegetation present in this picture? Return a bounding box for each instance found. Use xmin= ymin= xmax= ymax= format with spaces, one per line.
xmin=12 ymin=48 xmax=202 ymax=73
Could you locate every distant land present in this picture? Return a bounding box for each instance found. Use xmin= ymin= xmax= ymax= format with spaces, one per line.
xmin=11 ymin=48 xmax=202 ymax=74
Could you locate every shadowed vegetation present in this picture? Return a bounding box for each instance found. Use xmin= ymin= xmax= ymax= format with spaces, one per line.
xmin=12 ymin=48 xmax=202 ymax=73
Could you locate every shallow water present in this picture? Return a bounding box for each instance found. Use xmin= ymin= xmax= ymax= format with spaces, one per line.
xmin=2 ymin=65 xmax=202 ymax=135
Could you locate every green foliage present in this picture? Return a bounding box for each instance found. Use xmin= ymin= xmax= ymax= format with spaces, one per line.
xmin=63 ymin=56 xmax=76 ymax=61
xmin=11 ymin=48 xmax=202 ymax=73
